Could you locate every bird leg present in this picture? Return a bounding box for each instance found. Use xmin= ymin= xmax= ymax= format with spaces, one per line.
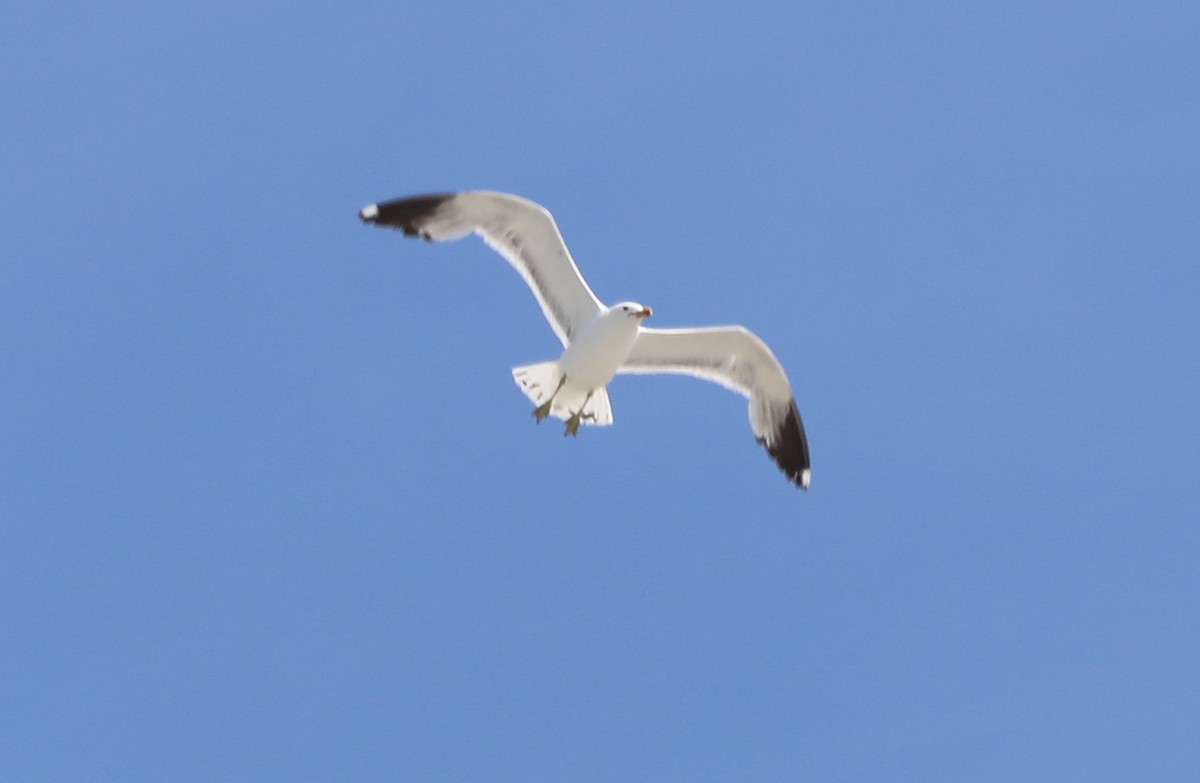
xmin=563 ymin=391 xmax=595 ymax=437
xmin=533 ymin=374 xmax=568 ymax=423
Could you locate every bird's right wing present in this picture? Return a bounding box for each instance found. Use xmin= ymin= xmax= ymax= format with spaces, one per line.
xmin=620 ymin=325 xmax=811 ymax=489
xmin=359 ymin=191 xmax=604 ymax=346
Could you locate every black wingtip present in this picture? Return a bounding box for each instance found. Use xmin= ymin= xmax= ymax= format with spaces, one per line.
xmin=357 ymin=193 xmax=455 ymax=237
xmin=762 ymin=401 xmax=812 ymax=490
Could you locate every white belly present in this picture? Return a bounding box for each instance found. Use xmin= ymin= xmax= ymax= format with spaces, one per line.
xmin=557 ymin=310 xmax=640 ymax=391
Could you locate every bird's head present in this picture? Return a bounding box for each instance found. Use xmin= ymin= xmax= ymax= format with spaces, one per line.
xmin=613 ymin=302 xmax=653 ymax=321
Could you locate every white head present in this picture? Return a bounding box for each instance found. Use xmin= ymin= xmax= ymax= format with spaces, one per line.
xmin=611 ymin=301 xmax=653 ymax=321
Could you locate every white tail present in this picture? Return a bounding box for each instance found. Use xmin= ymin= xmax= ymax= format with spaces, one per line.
xmin=511 ymin=361 xmax=614 ymax=426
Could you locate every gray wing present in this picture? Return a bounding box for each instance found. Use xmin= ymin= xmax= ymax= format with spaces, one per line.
xmin=359 ymin=191 xmax=603 ymax=346
xmin=620 ymin=326 xmax=811 ymax=489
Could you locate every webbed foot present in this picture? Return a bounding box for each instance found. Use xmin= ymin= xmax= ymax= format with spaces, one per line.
xmin=533 ymin=374 xmax=568 ymax=423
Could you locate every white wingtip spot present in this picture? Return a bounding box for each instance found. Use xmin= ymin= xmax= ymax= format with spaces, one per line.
xmin=801 ymin=468 xmax=811 ymax=489
xmin=359 ymin=204 xmax=379 ymax=221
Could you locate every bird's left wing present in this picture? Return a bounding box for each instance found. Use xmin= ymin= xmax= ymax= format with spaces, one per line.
xmin=359 ymin=191 xmax=603 ymax=346
xmin=620 ymin=326 xmax=811 ymax=489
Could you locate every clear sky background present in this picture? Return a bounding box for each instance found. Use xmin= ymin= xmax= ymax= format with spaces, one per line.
xmin=4 ymin=2 xmax=1198 ymax=780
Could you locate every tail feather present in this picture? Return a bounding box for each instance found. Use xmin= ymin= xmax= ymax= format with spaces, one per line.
xmin=512 ymin=362 xmax=613 ymax=426
xmin=580 ymin=386 xmax=613 ymax=427
xmin=512 ymin=361 xmax=562 ymax=407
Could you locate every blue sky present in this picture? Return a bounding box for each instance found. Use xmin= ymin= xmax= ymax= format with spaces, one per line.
xmin=4 ymin=1 xmax=1198 ymax=780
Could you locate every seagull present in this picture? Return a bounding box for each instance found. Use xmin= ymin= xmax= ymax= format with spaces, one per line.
xmin=359 ymin=191 xmax=811 ymax=490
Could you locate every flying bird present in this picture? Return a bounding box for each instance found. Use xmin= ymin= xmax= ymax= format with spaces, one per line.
xmin=358 ymin=191 xmax=811 ymax=489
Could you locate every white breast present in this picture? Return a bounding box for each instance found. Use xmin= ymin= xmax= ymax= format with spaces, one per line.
xmin=557 ymin=309 xmax=641 ymax=390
